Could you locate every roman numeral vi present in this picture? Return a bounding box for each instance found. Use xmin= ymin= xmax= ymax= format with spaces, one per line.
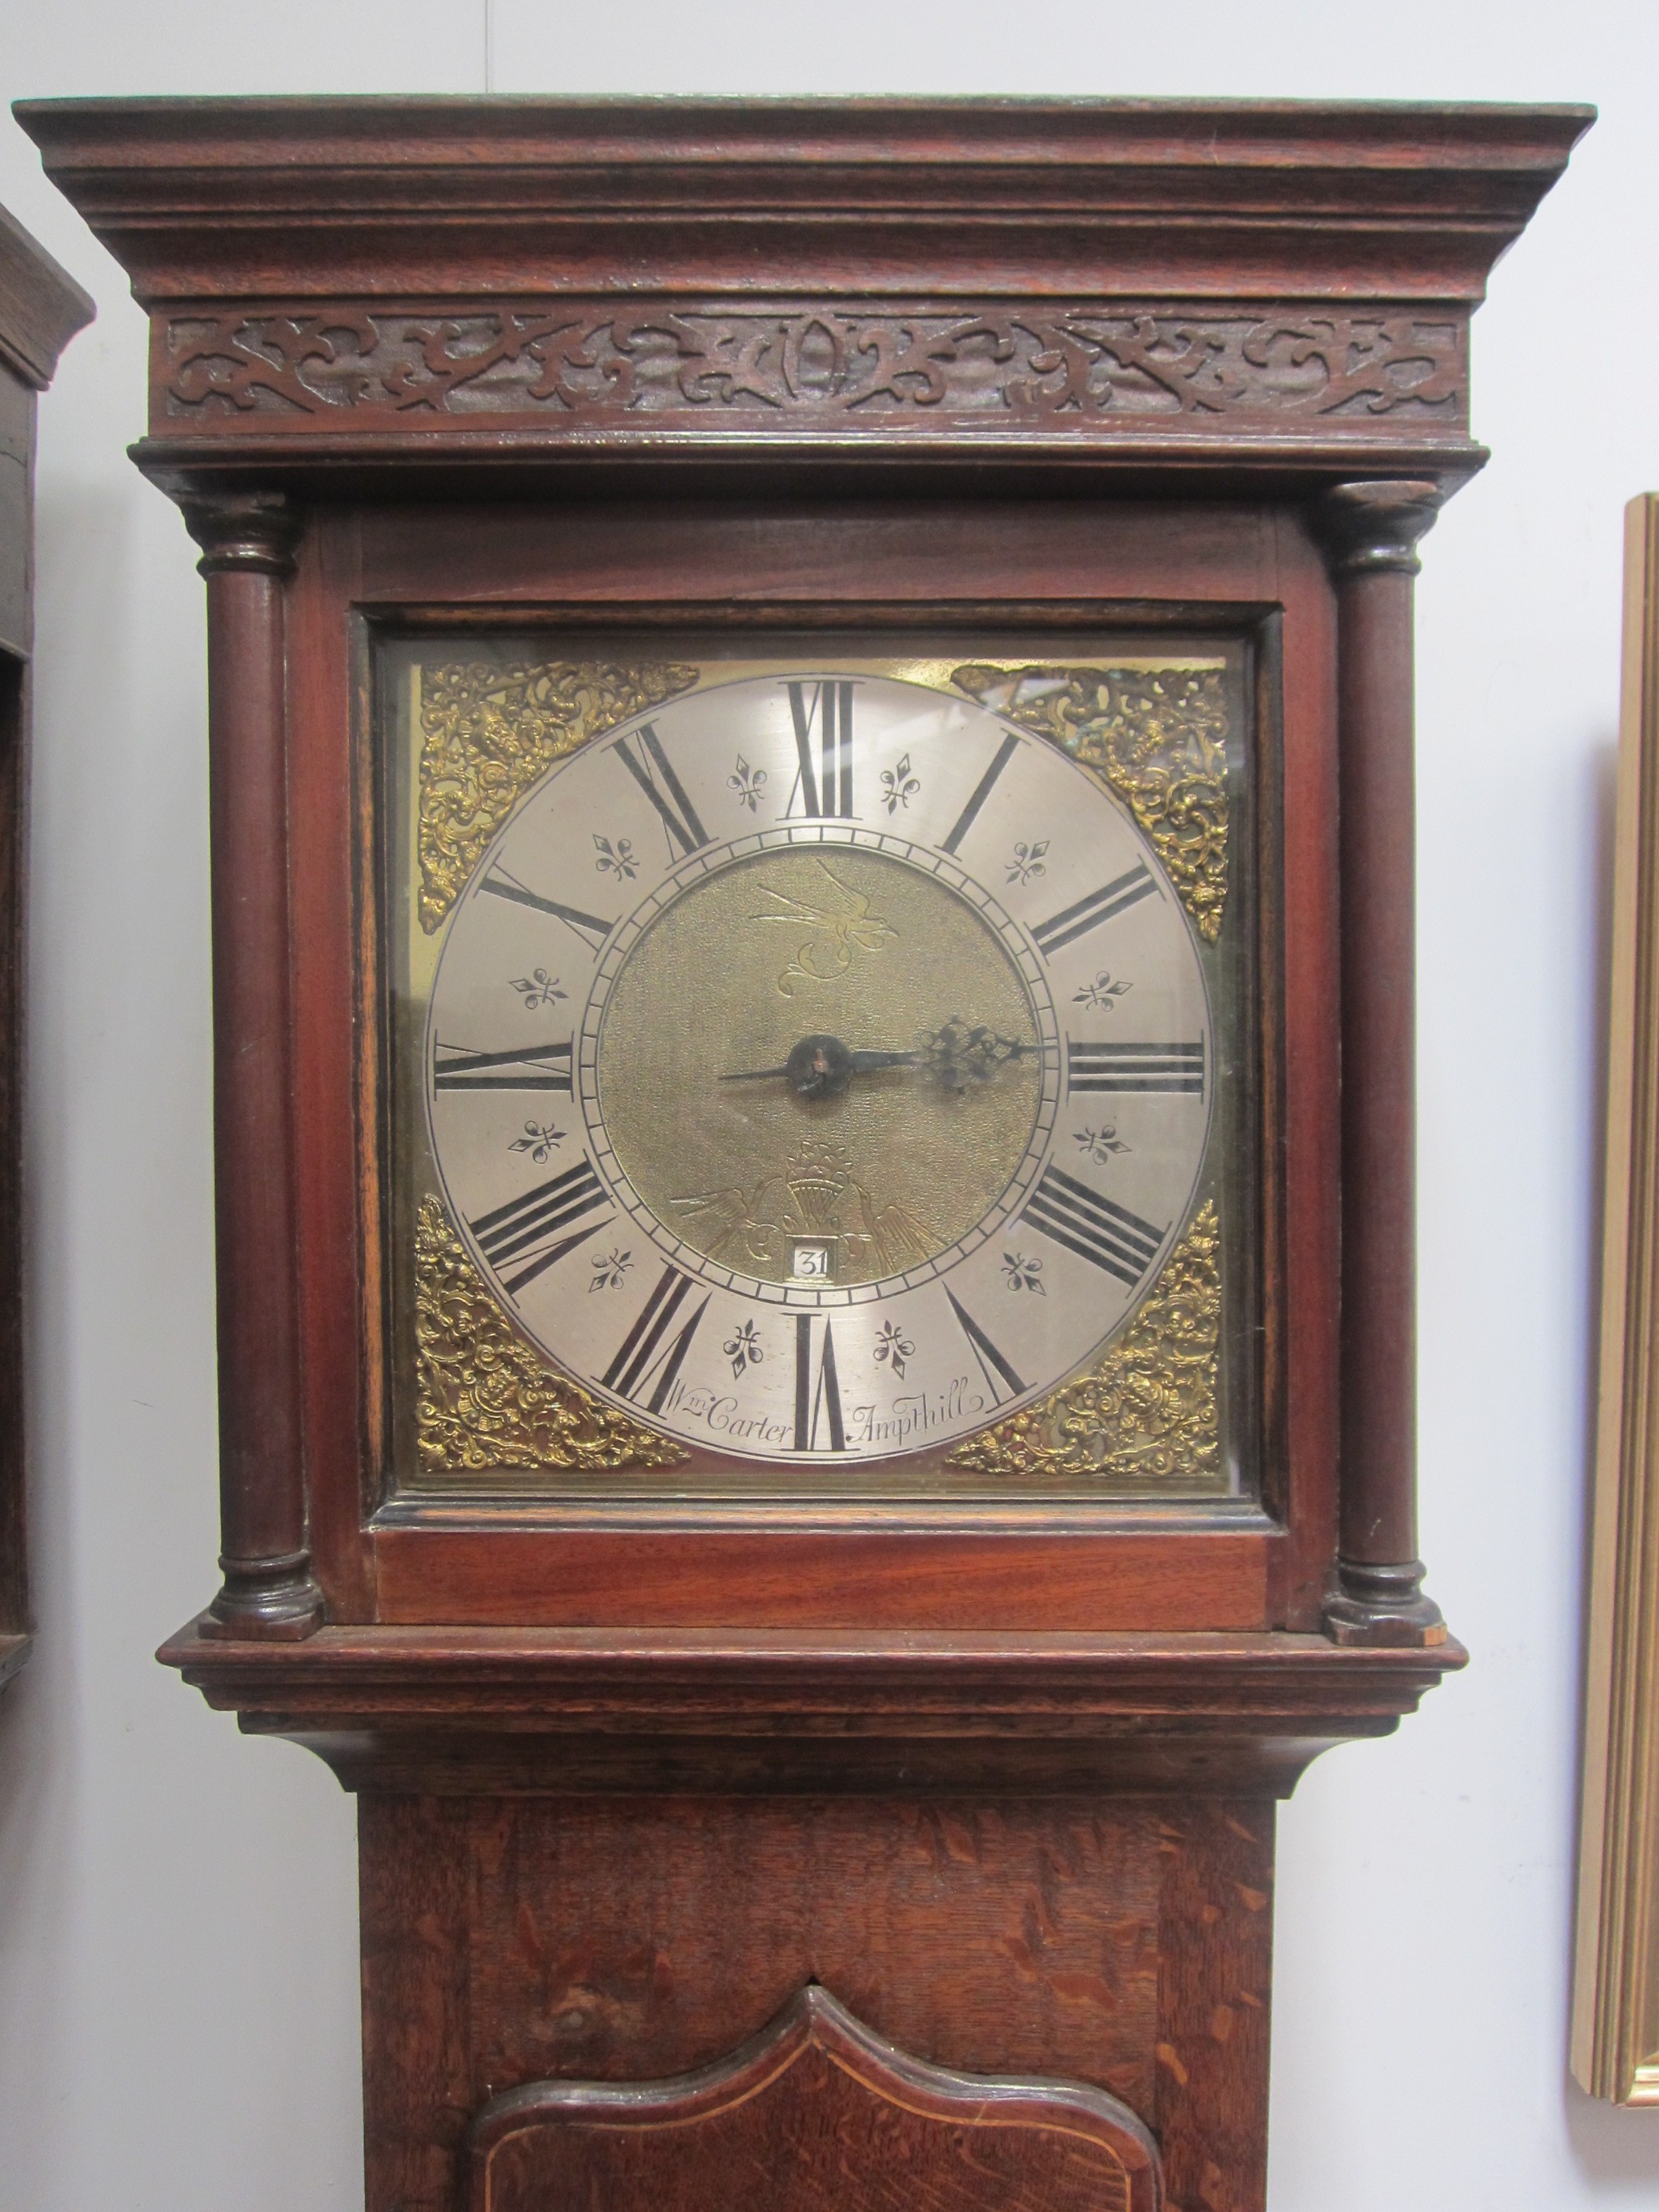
xmin=793 ymin=1315 xmax=847 ymax=1451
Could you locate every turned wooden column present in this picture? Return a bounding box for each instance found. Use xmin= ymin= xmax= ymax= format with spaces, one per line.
xmin=180 ymin=490 xmax=322 ymax=1639
xmin=1317 ymin=479 xmax=1447 ymax=1648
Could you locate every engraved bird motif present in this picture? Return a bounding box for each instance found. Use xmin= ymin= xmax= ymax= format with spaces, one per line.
xmin=750 ymin=862 xmax=898 ymax=995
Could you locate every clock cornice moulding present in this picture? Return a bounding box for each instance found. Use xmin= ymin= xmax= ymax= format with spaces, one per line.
xmin=0 ymin=200 xmax=93 ymax=391
xmin=14 ymin=97 xmax=1590 ymax=481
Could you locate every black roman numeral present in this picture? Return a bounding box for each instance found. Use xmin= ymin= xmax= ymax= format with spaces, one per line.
xmin=478 ymin=866 xmax=613 ymax=952
xmin=1031 ymin=863 xmax=1158 ymax=957
xmin=941 ymin=732 xmax=1020 ymax=856
xmin=786 ymin=681 xmax=855 ymax=819
xmin=793 ymin=1315 xmax=846 ymax=1451
xmin=1021 ymin=1167 xmax=1166 ymax=1289
xmin=1068 ymin=1039 xmax=1205 ymax=1096
xmin=945 ymin=1290 xmax=1025 ymax=1405
xmin=433 ymin=1040 xmax=573 ymax=1093
xmin=601 ymin=1265 xmax=711 ymax=1416
xmin=468 ymin=1160 xmax=609 ymax=1295
xmin=613 ymin=722 xmax=709 ymax=858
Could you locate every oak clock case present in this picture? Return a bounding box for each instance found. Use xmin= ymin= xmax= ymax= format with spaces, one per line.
xmin=386 ymin=643 xmax=1253 ymax=1500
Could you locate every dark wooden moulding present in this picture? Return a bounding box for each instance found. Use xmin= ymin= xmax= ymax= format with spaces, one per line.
xmin=0 ymin=203 xmax=92 ymax=1696
xmin=21 ymin=98 xmax=1585 ymax=2212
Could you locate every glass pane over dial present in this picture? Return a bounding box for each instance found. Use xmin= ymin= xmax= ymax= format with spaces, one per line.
xmin=412 ymin=664 xmax=1225 ymax=1469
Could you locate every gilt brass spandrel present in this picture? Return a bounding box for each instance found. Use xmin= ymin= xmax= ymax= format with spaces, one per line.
xmin=951 ymin=663 xmax=1231 ymax=943
xmin=414 ymin=1192 xmax=688 ymax=1473
xmin=416 ymin=659 xmax=700 ymax=931
xmin=946 ymin=1201 xmax=1221 ymax=1487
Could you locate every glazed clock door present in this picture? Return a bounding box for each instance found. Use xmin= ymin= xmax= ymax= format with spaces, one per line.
xmin=385 ymin=643 xmax=1251 ymax=1505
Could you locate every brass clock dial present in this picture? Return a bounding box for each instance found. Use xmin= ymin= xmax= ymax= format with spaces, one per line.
xmin=424 ymin=669 xmax=1212 ymax=1463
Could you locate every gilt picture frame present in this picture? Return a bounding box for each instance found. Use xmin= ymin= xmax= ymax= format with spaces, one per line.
xmin=1574 ymin=492 xmax=1659 ymax=2102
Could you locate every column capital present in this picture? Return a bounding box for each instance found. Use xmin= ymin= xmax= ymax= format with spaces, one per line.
xmin=1315 ymin=478 xmax=1444 ymax=580
xmin=178 ymin=488 xmax=300 ymax=578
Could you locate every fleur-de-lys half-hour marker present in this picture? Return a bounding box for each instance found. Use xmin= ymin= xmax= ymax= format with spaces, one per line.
xmin=880 ymin=753 xmax=920 ymax=815
xmin=873 ymin=1318 xmax=915 ymax=1378
xmin=1000 ymin=1251 xmax=1046 ymax=1295
xmin=727 ymin=755 xmax=767 ymax=811
xmin=723 ymin=1317 xmax=764 ymax=1376
xmin=1075 ymin=1125 xmax=1131 ymax=1165
xmin=509 ymin=965 xmax=567 ymax=1010
xmin=1005 ymin=838 xmax=1049 ymax=886
xmin=509 ymin=1121 xmax=566 ymax=1164
xmin=1073 ymin=969 xmax=1132 ymax=1013
xmin=593 ymin=833 xmax=638 ymax=879
xmin=588 ymin=1247 xmax=633 ymax=1293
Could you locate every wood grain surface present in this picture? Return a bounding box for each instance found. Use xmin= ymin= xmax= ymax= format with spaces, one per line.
xmin=159 ymin=1619 xmax=1463 ymax=1796
xmin=362 ymin=1792 xmax=1258 ymax=2212
xmin=15 ymin=99 xmax=1589 ymax=485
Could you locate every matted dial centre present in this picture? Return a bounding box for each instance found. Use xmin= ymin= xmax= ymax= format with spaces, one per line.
xmin=595 ymin=847 xmax=1044 ymax=1288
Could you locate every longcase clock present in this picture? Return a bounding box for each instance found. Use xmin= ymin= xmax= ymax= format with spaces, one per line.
xmin=22 ymin=96 xmax=1587 ymax=2211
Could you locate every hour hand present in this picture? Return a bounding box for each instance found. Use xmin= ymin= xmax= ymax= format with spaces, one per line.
xmin=719 ymin=1046 xmax=918 ymax=1083
xmin=719 ymin=1024 xmax=1036 ymax=1101
xmin=720 ymin=1034 xmax=865 ymax=1099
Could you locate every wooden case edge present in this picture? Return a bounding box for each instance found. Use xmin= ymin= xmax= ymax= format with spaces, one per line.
xmin=1574 ymin=493 xmax=1659 ymax=2100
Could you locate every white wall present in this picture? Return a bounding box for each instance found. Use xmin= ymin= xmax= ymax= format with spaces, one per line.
xmin=0 ymin=5 xmax=1652 ymax=2207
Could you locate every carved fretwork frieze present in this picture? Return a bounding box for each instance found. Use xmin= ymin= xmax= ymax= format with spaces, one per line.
xmin=157 ymin=302 xmax=1468 ymax=436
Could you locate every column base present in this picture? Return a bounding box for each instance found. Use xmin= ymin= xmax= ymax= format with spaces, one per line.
xmin=200 ymin=1550 xmax=325 ymax=1640
xmin=1323 ymin=1558 xmax=1446 ymax=1648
